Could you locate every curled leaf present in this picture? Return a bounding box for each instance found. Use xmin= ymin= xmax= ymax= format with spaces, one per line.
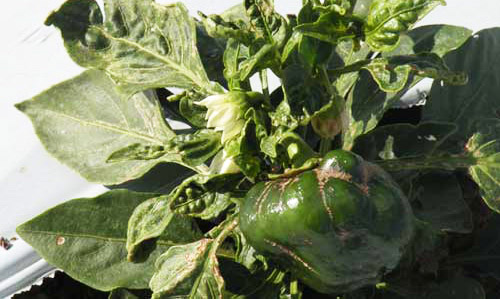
xmin=364 ymin=0 xmax=445 ymax=52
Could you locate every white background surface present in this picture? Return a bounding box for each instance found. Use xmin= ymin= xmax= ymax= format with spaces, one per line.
xmin=1 ymin=1 xmax=500 ymax=298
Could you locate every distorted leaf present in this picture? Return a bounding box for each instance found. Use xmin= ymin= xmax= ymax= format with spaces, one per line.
xmin=364 ymin=0 xmax=445 ymax=52
xmin=46 ymin=0 xmax=219 ymax=95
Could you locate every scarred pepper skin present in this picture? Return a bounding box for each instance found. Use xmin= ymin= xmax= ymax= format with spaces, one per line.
xmin=239 ymin=150 xmax=415 ymax=294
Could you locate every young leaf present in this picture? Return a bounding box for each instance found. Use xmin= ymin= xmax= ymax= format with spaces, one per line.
xmin=238 ymin=43 xmax=276 ymax=81
xmin=16 ymin=190 xmax=200 ymax=291
xmin=107 ymin=144 xmax=167 ymax=163
xmin=223 ymin=39 xmax=245 ymax=90
xmin=16 ymin=70 xmax=202 ymax=185
xmin=244 ymin=0 xmax=288 ymax=47
xmin=362 ymin=53 xmax=467 ymax=93
xmin=294 ymin=9 xmax=361 ymax=45
xmin=171 ymin=191 xmax=233 ymax=220
xmin=280 ymin=63 xmax=329 ymax=124
xmin=422 ymin=28 xmax=500 ymax=144
xmin=126 ymin=195 xmax=197 ymax=262
xmin=46 ymin=0 xmax=219 ymax=96
xmin=465 ymin=119 xmax=500 ymax=213
xmin=150 ymin=239 xmax=223 ymax=298
xmin=170 ymin=129 xmax=223 ymax=167
xmin=364 ymin=0 xmax=445 ymax=52
xmin=149 ymin=218 xmax=238 ymax=298
xmin=169 ymin=173 xmax=241 ymax=219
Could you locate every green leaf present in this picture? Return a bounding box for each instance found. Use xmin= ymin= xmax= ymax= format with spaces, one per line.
xmin=196 ymin=23 xmax=227 ymax=87
xmin=109 ymin=289 xmax=151 ymax=299
xmin=280 ymin=63 xmax=329 ymax=124
xmin=342 ymin=70 xmax=409 ymax=150
xmin=107 ymin=144 xmax=167 ymax=163
xmin=244 ymin=0 xmax=288 ymax=47
xmin=223 ymin=39 xmax=245 ymax=90
xmin=172 ymin=191 xmax=233 ymax=220
xmin=16 ymin=190 xmax=200 ymax=291
xmin=170 ymin=129 xmax=223 ymax=167
xmin=364 ymin=0 xmax=445 ymax=52
xmin=294 ymin=10 xmax=360 ymax=45
xmin=465 ymin=119 xmax=500 ymax=213
xmin=150 ymin=218 xmax=238 ymax=298
xmin=109 ymin=289 xmax=139 ymax=299
xmin=332 ymin=40 xmax=371 ymax=97
xmin=110 ymin=162 xmax=193 ymax=195
xmin=238 ymin=43 xmax=276 ymax=81
xmin=265 ymin=132 xmax=318 ymax=168
xmin=386 ymin=24 xmax=472 ymax=57
xmin=412 ymin=173 xmax=473 ymax=233
xmin=221 ymin=4 xmax=250 ymax=24
xmin=352 ymin=121 xmax=457 ymax=161
xmin=169 ymin=173 xmax=241 ymax=219
xmin=16 ymin=70 xmax=210 ymax=185
xmin=166 ymin=89 xmax=209 ymax=128
xmin=127 ymin=195 xmax=201 ymax=262
xmin=16 ymin=71 xmax=182 ymax=185
xmin=198 ymin=12 xmax=254 ymax=46
xmin=46 ymin=0 xmax=219 ymax=96
xmin=352 ymin=0 xmax=374 ymax=18
xmin=422 ymin=28 xmax=500 ymax=144
xmin=362 ymin=53 xmax=467 ymax=93
xmin=150 ymin=239 xmax=223 ymax=299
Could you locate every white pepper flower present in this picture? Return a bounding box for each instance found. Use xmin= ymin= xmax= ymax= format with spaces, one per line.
xmin=197 ymin=91 xmax=263 ymax=143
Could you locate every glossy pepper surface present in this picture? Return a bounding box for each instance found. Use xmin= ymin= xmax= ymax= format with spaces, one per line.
xmin=239 ymin=150 xmax=415 ymax=293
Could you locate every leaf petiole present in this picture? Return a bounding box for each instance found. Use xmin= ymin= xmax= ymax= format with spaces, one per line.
xmin=376 ymin=154 xmax=477 ymax=172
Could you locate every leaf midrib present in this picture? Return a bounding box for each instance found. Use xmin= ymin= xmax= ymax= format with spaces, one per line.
xmin=36 ymin=107 xmax=162 ymax=144
xmin=365 ymin=2 xmax=434 ymax=36
xmin=18 ymin=229 xmax=179 ymax=247
xmin=94 ymin=27 xmax=215 ymax=94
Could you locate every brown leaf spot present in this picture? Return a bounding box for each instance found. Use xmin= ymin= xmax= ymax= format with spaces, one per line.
xmin=56 ymin=236 xmax=65 ymax=246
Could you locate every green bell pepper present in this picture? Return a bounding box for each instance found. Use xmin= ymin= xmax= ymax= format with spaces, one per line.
xmin=239 ymin=150 xmax=415 ymax=293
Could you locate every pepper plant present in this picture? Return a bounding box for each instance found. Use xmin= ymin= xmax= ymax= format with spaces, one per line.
xmin=15 ymin=0 xmax=500 ymax=298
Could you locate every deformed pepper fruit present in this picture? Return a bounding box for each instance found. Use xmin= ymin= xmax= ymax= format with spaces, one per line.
xmin=239 ymin=150 xmax=415 ymax=294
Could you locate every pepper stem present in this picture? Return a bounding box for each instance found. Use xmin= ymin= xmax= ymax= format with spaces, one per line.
xmin=259 ymin=69 xmax=269 ymax=99
xmin=319 ymin=138 xmax=332 ymax=156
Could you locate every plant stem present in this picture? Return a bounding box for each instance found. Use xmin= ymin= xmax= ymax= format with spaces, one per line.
xmin=376 ymin=155 xmax=477 ymax=172
xmin=259 ymin=69 xmax=270 ymax=99
xmin=319 ymin=138 xmax=332 ymax=156
xmin=318 ymin=65 xmax=336 ymax=96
